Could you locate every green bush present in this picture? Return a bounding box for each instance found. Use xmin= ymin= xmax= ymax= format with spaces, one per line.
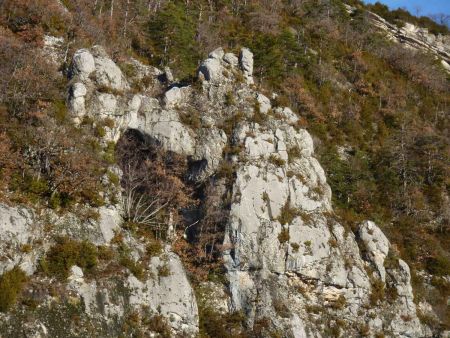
xmin=119 ymin=254 xmax=145 ymax=280
xmin=49 ymin=192 xmax=73 ymax=209
xmin=52 ymin=100 xmax=68 ymax=122
xmin=217 ymin=161 xmax=235 ymax=179
xmin=9 ymin=174 xmax=53 ymax=205
xmin=330 ymin=294 xmax=347 ymax=309
xmin=369 ymin=279 xmax=385 ymax=305
xmin=278 ymin=228 xmax=290 ymax=243
xmin=0 ymin=267 xmax=27 ymax=312
xmin=107 ymin=171 xmax=120 ymax=186
xmin=95 ymin=125 xmax=106 ymax=138
xmin=199 ymin=306 xmax=246 ymax=338
xmin=147 ymin=2 xmax=200 ymax=78
xmin=180 ymin=110 xmax=202 ymax=129
xmin=425 ymin=255 xmax=450 ymax=276
xmin=146 ymin=239 xmax=163 ymax=257
xmin=158 ymin=264 xmax=171 ymax=277
xmin=287 ymin=146 xmax=302 ymax=163
xmin=268 ymin=154 xmax=286 ymax=166
xmin=103 ymin=141 xmax=116 ymax=164
xmin=41 ymin=237 xmax=98 ymax=279
xmin=224 ymin=91 xmax=235 ymax=106
xmin=144 ymin=314 xmax=172 ymax=338
xmin=277 ymin=200 xmax=300 ymax=225
xmin=291 ymin=242 xmax=300 ymax=252
xmin=251 ymin=110 xmax=268 ymax=125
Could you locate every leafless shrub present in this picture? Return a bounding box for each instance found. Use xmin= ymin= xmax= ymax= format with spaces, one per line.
xmin=116 ymin=130 xmax=194 ymax=236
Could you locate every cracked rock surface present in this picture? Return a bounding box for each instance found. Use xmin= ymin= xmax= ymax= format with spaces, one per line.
xmin=0 ymin=43 xmax=433 ymax=338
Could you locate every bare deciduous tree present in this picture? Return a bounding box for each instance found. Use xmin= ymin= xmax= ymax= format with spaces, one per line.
xmin=116 ymin=130 xmax=195 ymax=238
xmin=121 ymin=161 xmax=170 ymax=227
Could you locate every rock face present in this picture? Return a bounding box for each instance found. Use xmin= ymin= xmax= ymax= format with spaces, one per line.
xmin=344 ymin=5 xmax=450 ymax=66
xmin=127 ymin=251 xmax=198 ymax=335
xmin=0 ymin=204 xmax=40 ymax=276
xmin=239 ymin=48 xmax=254 ymax=84
xmin=0 ymin=203 xmax=199 ymax=337
xmin=221 ymin=110 xmax=426 ymax=336
xmin=0 ymin=45 xmax=432 ymax=337
xmin=65 ymin=45 xmax=429 ymax=337
xmin=359 ymin=220 xmax=390 ymax=281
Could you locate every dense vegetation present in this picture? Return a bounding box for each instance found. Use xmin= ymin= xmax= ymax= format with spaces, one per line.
xmin=0 ymin=267 xmax=27 ymax=313
xmin=0 ymin=0 xmax=448 ymax=330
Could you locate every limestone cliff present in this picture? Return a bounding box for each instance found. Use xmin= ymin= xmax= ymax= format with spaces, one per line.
xmin=0 ymin=42 xmax=442 ymax=337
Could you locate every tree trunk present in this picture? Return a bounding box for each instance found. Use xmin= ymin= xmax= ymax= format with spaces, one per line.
xmin=110 ymin=0 xmax=114 ymax=20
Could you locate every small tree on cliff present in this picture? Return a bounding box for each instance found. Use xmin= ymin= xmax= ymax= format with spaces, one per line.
xmin=116 ymin=130 xmax=195 ymax=238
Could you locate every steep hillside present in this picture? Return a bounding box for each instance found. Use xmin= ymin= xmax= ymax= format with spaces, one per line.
xmin=0 ymin=0 xmax=448 ymax=337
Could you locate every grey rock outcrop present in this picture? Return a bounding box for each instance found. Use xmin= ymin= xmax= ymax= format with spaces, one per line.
xmin=199 ymin=52 xmax=225 ymax=83
xmin=240 ymin=47 xmax=254 ymax=84
xmin=222 ymin=124 xmax=426 ymax=336
xmin=359 ymin=220 xmax=390 ymax=281
xmin=66 ymin=46 xmax=428 ymax=337
xmin=0 ymin=204 xmax=40 ymax=276
xmin=345 ymin=4 xmax=450 ymax=66
xmin=91 ymin=46 xmax=129 ymax=91
xmin=0 ymin=203 xmax=199 ymax=337
xmin=2 ymin=45 xmax=432 ymax=337
xmin=72 ymin=49 xmax=96 ymax=79
xmin=127 ymin=251 xmax=198 ymax=335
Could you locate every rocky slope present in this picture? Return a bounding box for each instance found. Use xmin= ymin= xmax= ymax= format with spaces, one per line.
xmin=0 ymin=40 xmax=442 ymax=337
xmin=346 ymin=5 xmax=450 ymax=70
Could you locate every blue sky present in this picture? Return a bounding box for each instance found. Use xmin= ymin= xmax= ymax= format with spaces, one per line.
xmin=363 ymin=0 xmax=450 ymax=16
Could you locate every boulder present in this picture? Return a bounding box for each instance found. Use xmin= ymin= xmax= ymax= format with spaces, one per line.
xmin=198 ymin=57 xmax=223 ymax=83
xmin=94 ymin=93 xmax=118 ymax=116
xmin=239 ymin=48 xmax=254 ymax=84
xmin=164 ymin=86 xmax=191 ymax=109
xmin=72 ymin=49 xmax=95 ymax=79
xmin=209 ymin=47 xmax=225 ymax=59
xmin=94 ymin=56 xmax=129 ymax=91
xmin=72 ymin=82 xmax=87 ymax=98
xmin=193 ymin=128 xmax=228 ymax=178
xmin=69 ymin=265 xmax=84 ymax=280
xmin=276 ymin=107 xmax=299 ymax=124
xmin=256 ymin=93 xmax=271 ymax=113
xmin=138 ymin=102 xmax=195 ymax=155
xmin=358 ymin=221 xmax=390 ymax=281
xmin=223 ymin=52 xmax=239 ymax=67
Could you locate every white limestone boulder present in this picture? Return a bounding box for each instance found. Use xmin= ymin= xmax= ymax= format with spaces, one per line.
xmin=256 ymin=93 xmax=271 ymax=114
xmin=198 ymin=57 xmax=224 ymax=83
xmin=358 ymin=221 xmax=390 ymax=281
xmin=93 ymin=52 xmax=129 ymax=91
xmin=209 ymin=47 xmax=225 ymax=59
xmin=193 ymin=127 xmax=228 ymax=178
xmin=138 ymin=98 xmax=195 ymax=155
xmin=72 ymin=49 xmax=96 ymax=79
xmin=239 ymin=48 xmax=254 ymax=84
xmin=164 ymin=86 xmax=191 ymax=109
xmin=223 ymin=52 xmax=239 ymax=67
